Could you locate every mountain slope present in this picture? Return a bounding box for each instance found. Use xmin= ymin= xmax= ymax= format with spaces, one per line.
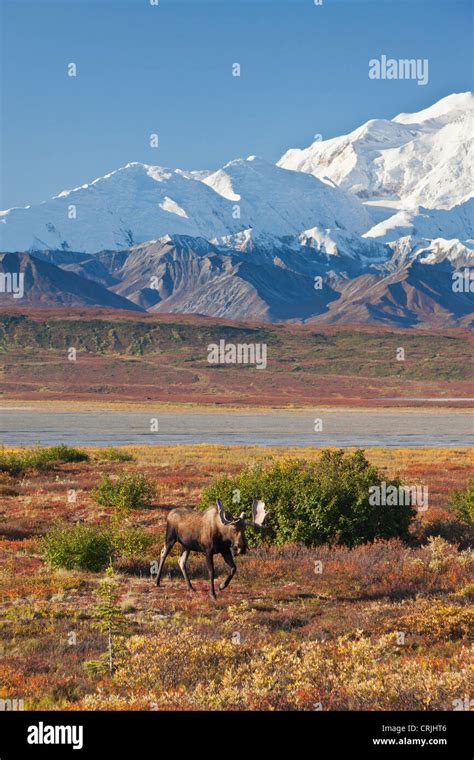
xmin=203 ymin=156 xmax=371 ymax=235
xmin=0 ymin=158 xmax=371 ymax=254
xmin=0 ymin=252 xmax=144 ymax=311
xmin=364 ymin=198 xmax=474 ymax=243
xmin=308 ymin=260 xmax=474 ymax=327
xmin=110 ymin=235 xmax=342 ymax=321
xmin=277 ymin=92 xmax=473 ymax=212
xmin=2 ymin=234 xmax=472 ymax=326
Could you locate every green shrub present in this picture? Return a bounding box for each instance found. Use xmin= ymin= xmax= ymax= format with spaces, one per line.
xmin=0 ymin=452 xmax=28 ymax=477
xmin=92 ymin=473 xmax=157 ymax=512
xmin=199 ymin=450 xmax=415 ymax=547
xmin=95 ymin=448 xmax=135 ymax=462
xmin=31 ymin=445 xmax=89 ymax=466
xmin=0 ymin=445 xmax=89 ymax=477
xmin=41 ymin=525 xmax=113 ymax=572
xmin=450 ymin=481 xmax=474 ymax=526
xmin=112 ymin=528 xmax=155 ymax=558
xmin=41 ymin=524 xmax=155 ymax=572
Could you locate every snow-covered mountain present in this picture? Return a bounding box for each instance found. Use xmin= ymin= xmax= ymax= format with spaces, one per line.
xmin=0 ymin=92 xmax=472 ymax=325
xmin=0 ymin=157 xmax=371 ymax=254
xmin=1 ymin=92 xmax=472 ymax=253
xmin=364 ymin=198 xmax=474 ymax=243
xmin=277 ymin=92 xmax=473 ymax=212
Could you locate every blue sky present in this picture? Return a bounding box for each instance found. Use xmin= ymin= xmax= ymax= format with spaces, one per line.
xmin=1 ymin=0 xmax=472 ymax=208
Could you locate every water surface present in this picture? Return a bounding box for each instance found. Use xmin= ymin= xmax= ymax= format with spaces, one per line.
xmin=1 ymin=409 xmax=472 ymax=447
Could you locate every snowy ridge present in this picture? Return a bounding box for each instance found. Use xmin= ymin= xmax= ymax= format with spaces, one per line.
xmin=278 ymin=92 xmax=474 ymax=212
xmin=0 ymin=92 xmax=473 ymax=325
xmin=364 ymin=198 xmax=474 ymax=243
xmin=0 ymin=157 xmax=371 ymax=254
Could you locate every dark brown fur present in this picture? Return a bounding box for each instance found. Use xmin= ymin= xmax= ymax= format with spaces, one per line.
xmin=155 ymin=505 xmax=248 ymax=598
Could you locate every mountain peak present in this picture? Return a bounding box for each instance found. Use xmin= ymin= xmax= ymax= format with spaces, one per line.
xmin=1 ymin=92 xmax=471 ymax=266
xmin=393 ymin=91 xmax=473 ymax=124
xmin=278 ymin=91 xmax=473 ymax=211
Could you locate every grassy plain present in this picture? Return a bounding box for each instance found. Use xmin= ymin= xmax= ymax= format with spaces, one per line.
xmin=0 ymin=444 xmax=472 ymax=711
xmin=0 ymin=310 xmax=472 ymax=405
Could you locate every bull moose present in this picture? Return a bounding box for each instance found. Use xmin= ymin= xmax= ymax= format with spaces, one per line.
xmin=155 ymin=498 xmax=267 ymax=598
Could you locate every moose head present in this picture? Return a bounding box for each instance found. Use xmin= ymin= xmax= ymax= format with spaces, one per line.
xmin=216 ymin=497 xmax=268 ymax=555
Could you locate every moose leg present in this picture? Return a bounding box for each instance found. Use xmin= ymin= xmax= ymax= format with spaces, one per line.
xmin=206 ymin=552 xmax=216 ymax=599
xmin=219 ymin=550 xmax=236 ymax=591
xmin=178 ymin=549 xmax=195 ymax=592
xmin=155 ymin=539 xmax=175 ymax=586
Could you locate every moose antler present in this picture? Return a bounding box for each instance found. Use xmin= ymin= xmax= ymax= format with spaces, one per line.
xmin=251 ymin=498 xmax=267 ymax=528
xmin=216 ymin=499 xmax=244 ymax=525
